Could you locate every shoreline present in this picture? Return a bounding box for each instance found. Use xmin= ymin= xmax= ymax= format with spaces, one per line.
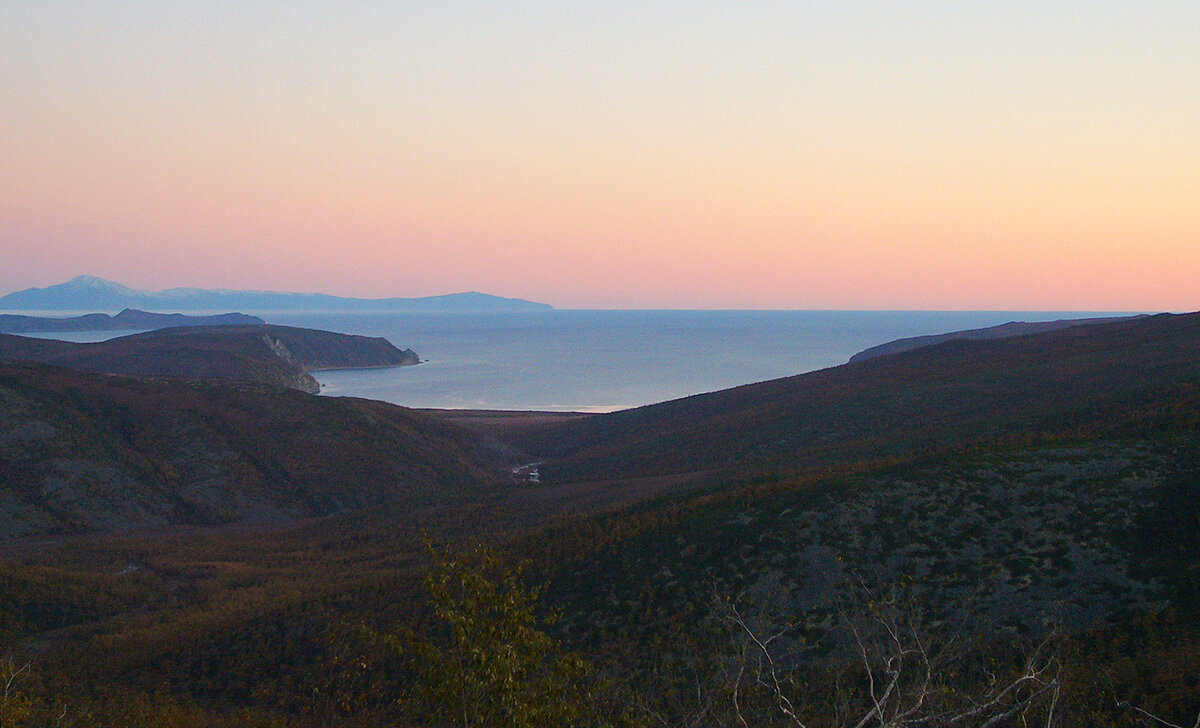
xmin=420 ymin=408 xmax=594 ymax=438
xmin=307 ymin=360 xmax=422 ymax=373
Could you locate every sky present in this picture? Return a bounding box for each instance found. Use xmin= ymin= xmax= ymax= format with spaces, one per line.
xmin=1 ymin=2 xmax=1197 ymax=310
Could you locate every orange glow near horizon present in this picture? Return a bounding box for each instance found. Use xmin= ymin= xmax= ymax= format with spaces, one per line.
xmin=2 ymin=3 xmax=1197 ymax=310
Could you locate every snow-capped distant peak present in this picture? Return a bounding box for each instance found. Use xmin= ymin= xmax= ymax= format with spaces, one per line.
xmin=64 ymin=275 xmax=141 ymax=294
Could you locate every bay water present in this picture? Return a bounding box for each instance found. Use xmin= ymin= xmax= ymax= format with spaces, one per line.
xmin=260 ymin=310 xmax=1126 ymax=412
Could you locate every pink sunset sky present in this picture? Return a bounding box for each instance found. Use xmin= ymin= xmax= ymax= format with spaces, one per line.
xmin=2 ymin=3 xmax=1197 ymax=310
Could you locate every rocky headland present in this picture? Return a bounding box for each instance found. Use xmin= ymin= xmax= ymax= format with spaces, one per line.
xmin=0 ymin=324 xmax=419 ymax=394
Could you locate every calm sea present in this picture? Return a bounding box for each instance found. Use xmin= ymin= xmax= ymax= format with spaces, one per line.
xmin=243 ymin=310 xmax=1127 ymax=413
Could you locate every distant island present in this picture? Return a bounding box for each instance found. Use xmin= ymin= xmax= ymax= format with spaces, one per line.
xmin=0 ymin=324 xmax=419 ymax=394
xmin=847 ymin=314 xmax=1147 ymax=363
xmin=0 ymin=275 xmax=555 ymax=313
xmin=0 ymin=308 xmax=264 ymax=333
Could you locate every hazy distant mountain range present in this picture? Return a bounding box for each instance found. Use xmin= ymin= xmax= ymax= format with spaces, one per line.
xmin=0 ymin=275 xmax=555 ymax=313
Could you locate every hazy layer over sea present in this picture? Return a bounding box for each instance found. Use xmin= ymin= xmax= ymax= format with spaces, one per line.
xmin=249 ymin=310 xmax=1128 ymax=413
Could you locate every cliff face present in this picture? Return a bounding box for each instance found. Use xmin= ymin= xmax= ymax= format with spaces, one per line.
xmin=0 ymin=360 xmax=491 ymax=538
xmin=0 ymin=325 xmax=419 ymax=394
xmin=185 ymin=325 xmax=423 ymax=370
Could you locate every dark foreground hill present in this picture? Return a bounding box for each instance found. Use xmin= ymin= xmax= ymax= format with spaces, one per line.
xmin=512 ymin=312 xmax=1200 ymax=481
xmin=0 ymin=324 xmax=419 ymax=393
xmin=0 ymin=308 xmax=264 ymax=333
xmin=0 ymin=360 xmax=496 ymax=538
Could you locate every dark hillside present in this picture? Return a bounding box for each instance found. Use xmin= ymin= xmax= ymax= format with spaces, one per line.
xmin=513 ymin=312 xmax=1200 ymax=481
xmin=1 ymin=315 xmax=1199 ymax=725
xmin=0 ymin=360 xmax=494 ymax=538
xmin=0 ymin=324 xmax=419 ymax=393
xmin=846 ymin=314 xmax=1144 ymax=362
xmin=134 ymin=324 xmax=419 ymax=371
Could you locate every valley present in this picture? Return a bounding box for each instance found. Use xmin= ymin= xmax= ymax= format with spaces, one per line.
xmin=0 ymin=315 xmax=1197 ymax=726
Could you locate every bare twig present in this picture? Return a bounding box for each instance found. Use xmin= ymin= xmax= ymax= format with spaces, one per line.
xmin=1117 ymin=699 xmax=1200 ymax=728
xmin=711 ymin=581 xmax=1062 ymax=728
